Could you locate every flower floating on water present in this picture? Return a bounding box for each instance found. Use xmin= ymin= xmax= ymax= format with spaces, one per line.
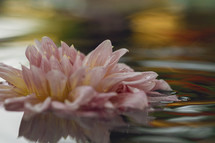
xmin=0 ymin=37 xmax=178 ymax=116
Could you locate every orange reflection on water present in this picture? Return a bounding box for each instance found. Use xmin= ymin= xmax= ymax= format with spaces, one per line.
xmin=167 ymin=101 xmax=215 ymax=107
xmin=151 ymin=120 xmax=215 ymax=127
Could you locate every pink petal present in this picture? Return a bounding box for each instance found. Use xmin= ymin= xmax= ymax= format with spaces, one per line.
xmin=109 ymin=63 xmax=134 ymax=74
xmin=25 ymin=45 xmax=42 ymax=67
xmin=135 ymin=80 xmax=157 ymax=92
xmin=46 ymin=70 xmax=67 ymax=101
xmin=104 ymin=48 xmax=128 ymax=68
xmin=30 ymin=66 xmax=49 ymax=98
xmin=34 ymin=39 xmax=42 ymax=51
xmin=0 ymin=85 xmax=17 ymax=100
xmin=24 ymin=97 xmax=51 ymax=113
xmin=49 ymin=55 xmax=62 ymax=71
xmin=51 ymin=101 xmax=68 ymax=113
xmin=108 ymin=72 xmax=158 ymax=93
xmin=86 ymin=92 xmax=116 ymax=108
xmin=22 ymin=65 xmax=34 ymax=91
xmin=101 ymin=72 xmax=148 ymax=92
xmin=148 ymin=95 xmax=179 ymax=103
xmin=83 ymin=40 xmax=113 ymax=67
xmin=22 ymin=97 xmax=52 ymax=120
xmin=87 ymin=67 xmax=107 ymax=88
xmin=0 ymin=63 xmax=26 ymax=90
xmin=40 ymin=56 xmax=51 ymax=73
xmin=122 ymin=71 xmax=158 ymax=85
xmin=72 ymin=53 xmax=83 ymax=72
xmin=153 ymin=79 xmax=172 ymax=91
xmin=69 ymin=67 xmax=86 ymax=90
xmin=61 ymin=42 xmax=80 ymax=64
xmin=4 ymin=95 xmax=37 ymax=111
xmin=66 ymin=86 xmax=98 ymax=110
xmin=41 ymin=37 xmax=59 ymax=59
xmin=111 ymin=92 xmax=148 ymax=110
xmin=61 ymin=55 xmax=73 ymax=76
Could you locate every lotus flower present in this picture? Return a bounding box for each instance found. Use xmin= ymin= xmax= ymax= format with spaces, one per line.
xmin=0 ymin=37 xmax=178 ymax=116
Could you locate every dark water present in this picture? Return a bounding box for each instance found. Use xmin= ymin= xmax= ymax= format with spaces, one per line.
xmin=0 ymin=1 xmax=215 ymax=143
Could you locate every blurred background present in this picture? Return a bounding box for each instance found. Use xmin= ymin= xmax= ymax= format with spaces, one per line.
xmin=1 ymin=0 xmax=215 ymax=143
xmin=0 ymin=0 xmax=215 ymax=70
xmin=0 ymin=0 xmax=215 ymax=64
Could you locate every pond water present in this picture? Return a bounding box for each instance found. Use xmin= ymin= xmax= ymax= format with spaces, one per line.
xmin=0 ymin=1 xmax=215 ymax=143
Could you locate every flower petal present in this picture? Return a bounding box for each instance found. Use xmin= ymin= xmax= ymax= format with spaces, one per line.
xmin=24 ymin=97 xmax=51 ymax=113
xmin=40 ymin=37 xmax=59 ymax=59
xmin=111 ymin=91 xmax=148 ymax=110
xmin=0 ymin=85 xmax=17 ymax=100
xmin=83 ymin=40 xmax=113 ymax=67
xmin=72 ymin=53 xmax=83 ymax=72
xmin=109 ymin=63 xmax=134 ymax=74
xmin=66 ymin=86 xmax=97 ymax=110
xmin=148 ymin=95 xmax=179 ymax=103
xmin=104 ymin=48 xmax=128 ymax=68
xmin=86 ymin=92 xmax=116 ymax=109
xmin=0 ymin=63 xmax=27 ymax=92
xmin=86 ymin=67 xmax=107 ymax=88
xmin=25 ymin=45 xmax=42 ymax=67
xmin=30 ymin=66 xmax=49 ymax=99
xmin=101 ymin=72 xmax=149 ymax=92
xmin=46 ymin=70 xmax=67 ymax=101
xmin=122 ymin=71 xmax=158 ymax=85
xmin=61 ymin=42 xmax=81 ymax=64
xmin=49 ymin=55 xmax=62 ymax=71
xmin=4 ymin=95 xmax=37 ymax=111
xmin=69 ymin=67 xmax=86 ymax=90
xmin=40 ymin=56 xmax=51 ymax=73
xmin=153 ymin=79 xmax=172 ymax=91
xmin=22 ymin=65 xmax=34 ymax=92
xmin=61 ymin=55 xmax=73 ymax=76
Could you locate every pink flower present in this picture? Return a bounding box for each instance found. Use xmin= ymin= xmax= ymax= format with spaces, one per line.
xmin=0 ymin=37 xmax=178 ymax=116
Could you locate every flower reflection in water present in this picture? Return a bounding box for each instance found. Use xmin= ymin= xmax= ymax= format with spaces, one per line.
xmin=19 ymin=109 xmax=150 ymax=143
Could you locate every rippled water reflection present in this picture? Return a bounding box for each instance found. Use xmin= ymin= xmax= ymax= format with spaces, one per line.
xmin=1 ymin=1 xmax=215 ymax=143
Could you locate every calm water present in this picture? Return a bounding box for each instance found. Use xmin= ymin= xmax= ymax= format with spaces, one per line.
xmin=0 ymin=1 xmax=215 ymax=143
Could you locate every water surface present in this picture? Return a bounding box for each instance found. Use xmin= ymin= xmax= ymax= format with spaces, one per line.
xmin=0 ymin=1 xmax=215 ymax=142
